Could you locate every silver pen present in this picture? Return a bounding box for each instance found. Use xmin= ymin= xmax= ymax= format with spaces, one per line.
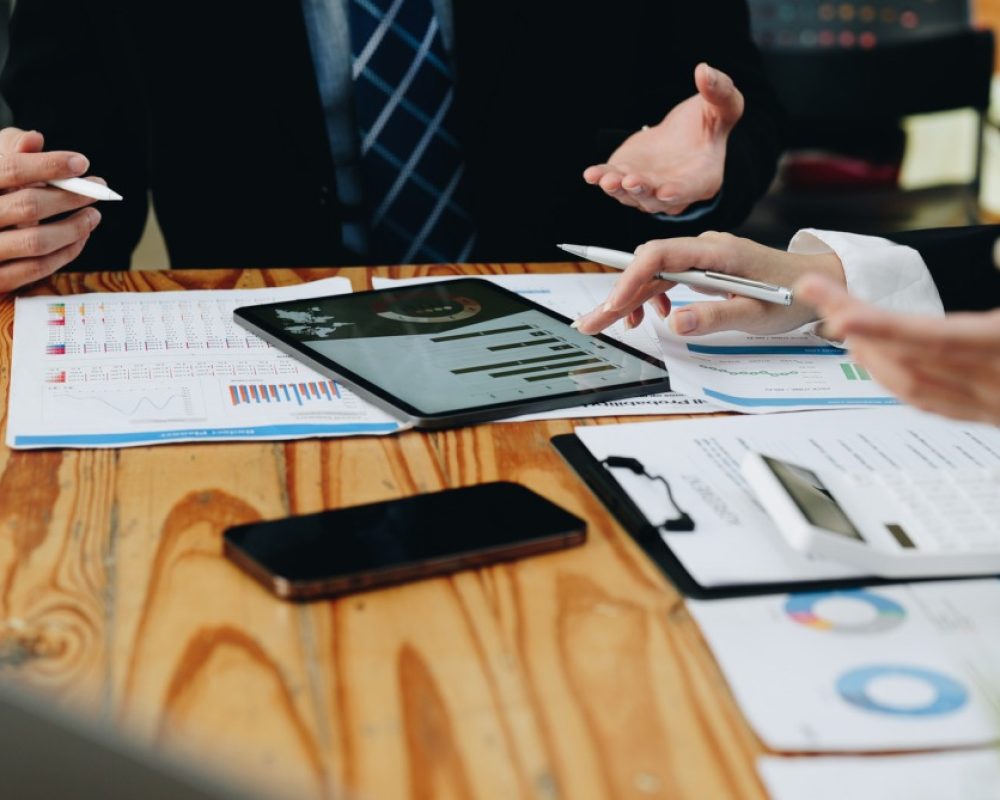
xmin=558 ymin=243 xmax=793 ymax=306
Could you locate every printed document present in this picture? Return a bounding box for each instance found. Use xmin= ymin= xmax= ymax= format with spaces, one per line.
xmin=688 ymin=580 xmax=1000 ymax=751
xmin=373 ymin=273 xmax=719 ymax=419
xmin=574 ymin=407 xmax=1000 ymax=587
xmin=649 ymin=315 xmax=899 ymax=412
xmin=7 ymin=278 xmax=403 ymax=448
xmin=758 ymin=751 xmax=1000 ymax=800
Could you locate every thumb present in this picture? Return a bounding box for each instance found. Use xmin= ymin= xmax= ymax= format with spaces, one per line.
xmin=670 ymin=297 xmax=766 ymax=336
xmin=694 ymin=63 xmax=744 ymax=130
xmin=0 ymin=127 xmax=30 ymax=155
xmin=795 ymin=275 xmax=854 ymax=317
xmin=796 ymin=275 xmax=869 ymax=341
xmin=0 ymin=128 xmax=45 ymax=155
xmin=14 ymin=129 xmax=45 ymax=154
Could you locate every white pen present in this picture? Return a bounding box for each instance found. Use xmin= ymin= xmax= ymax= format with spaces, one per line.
xmin=558 ymin=243 xmax=793 ymax=306
xmin=0 ymin=150 xmax=122 ymax=200
xmin=48 ymin=177 xmax=123 ymax=202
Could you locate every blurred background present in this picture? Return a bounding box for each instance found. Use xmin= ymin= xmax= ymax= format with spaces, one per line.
xmin=3 ymin=0 xmax=1000 ymax=268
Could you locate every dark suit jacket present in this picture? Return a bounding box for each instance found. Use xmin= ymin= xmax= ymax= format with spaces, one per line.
xmin=1 ymin=1 xmax=783 ymax=270
xmin=890 ymin=226 xmax=1000 ymax=312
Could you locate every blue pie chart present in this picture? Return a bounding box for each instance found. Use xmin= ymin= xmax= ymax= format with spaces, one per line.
xmin=836 ymin=665 xmax=969 ymax=716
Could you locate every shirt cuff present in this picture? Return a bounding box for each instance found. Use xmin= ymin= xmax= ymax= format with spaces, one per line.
xmin=788 ymin=228 xmax=944 ymax=317
xmin=654 ymin=190 xmax=723 ymax=223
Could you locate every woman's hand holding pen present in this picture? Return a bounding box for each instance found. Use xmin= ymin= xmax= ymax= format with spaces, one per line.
xmin=583 ymin=63 xmax=743 ymax=215
xmin=573 ymin=232 xmax=846 ymax=336
xmin=0 ymin=127 xmax=103 ymax=293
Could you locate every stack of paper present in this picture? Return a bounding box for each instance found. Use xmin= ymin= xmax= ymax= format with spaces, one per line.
xmin=7 ymin=274 xmax=728 ymax=450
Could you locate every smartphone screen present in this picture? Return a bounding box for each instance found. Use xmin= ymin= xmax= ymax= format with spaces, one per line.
xmin=224 ymin=482 xmax=586 ymax=599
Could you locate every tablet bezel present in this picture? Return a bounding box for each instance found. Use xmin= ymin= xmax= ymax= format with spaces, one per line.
xmin=232 ymin=278 xmax=672 ymax=429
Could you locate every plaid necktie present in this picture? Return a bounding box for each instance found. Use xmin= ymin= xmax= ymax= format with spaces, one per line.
xmin=348 ymin=0 xmax=477 ymax=263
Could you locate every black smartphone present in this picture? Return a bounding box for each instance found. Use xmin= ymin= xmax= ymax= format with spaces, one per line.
xmin=223 ymin=482 xmax=586 ymax=600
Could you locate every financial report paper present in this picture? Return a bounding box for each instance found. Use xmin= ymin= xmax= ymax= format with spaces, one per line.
xmin=6 ymin=278 xmax=403 ymax=448
xmin=649 ymin=317 xmax=900 ymax=413
xmin=689 ymin=580 xmax=1000 ymax=751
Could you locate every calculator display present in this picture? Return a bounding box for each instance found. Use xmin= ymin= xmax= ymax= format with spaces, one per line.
xmin=762 ymin=455 xmax=865 ymax=541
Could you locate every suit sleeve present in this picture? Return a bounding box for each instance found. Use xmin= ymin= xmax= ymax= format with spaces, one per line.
xmin=887 ymin=226 xmax=1000 ymax=312
xmin=1 ymin=0 xmax=149 ymax=270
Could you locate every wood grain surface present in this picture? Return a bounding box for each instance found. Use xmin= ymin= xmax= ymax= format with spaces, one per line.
xmin=0 ymin=264 xmax=765 ymax=800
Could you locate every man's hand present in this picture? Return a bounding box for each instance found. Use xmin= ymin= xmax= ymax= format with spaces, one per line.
xmin=573 ymin=232 xmax=845 ymax=336
xmin=798 ymin=276 xmax=1000 ymax=425
xmin=582 ymin=63 xmax=744 ymax=216
xmin=0 ymin=127 xmax=103 ymax=293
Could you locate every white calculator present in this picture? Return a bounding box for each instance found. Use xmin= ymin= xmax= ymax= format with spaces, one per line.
xmin=742 ymin=451 xmax=1000 ymax=578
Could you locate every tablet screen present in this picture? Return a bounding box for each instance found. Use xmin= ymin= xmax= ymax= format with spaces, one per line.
xmin=234 ymin=279 xmax=670 ymax=420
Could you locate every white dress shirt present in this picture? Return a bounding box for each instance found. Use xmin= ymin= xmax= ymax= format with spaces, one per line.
xmin=789 ymin=228 xmax=945 ymax=316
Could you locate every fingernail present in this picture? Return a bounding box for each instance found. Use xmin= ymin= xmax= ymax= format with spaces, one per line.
xmin=659 ymin=196 xmax=678 ymax=205
xmin=602 ymin=302 xmax=614 ymax=313
xmin=706 ymin=65 xmax=718 ymax=87
xmin=69 ymin=155 xmax=89 ymax=175
xmin=570 ymin=319 xmax=580 ymax=329
xmin=623 ymin=317 xmax=635 ymax=330
xmin=654 ymin=304 xmax=667 ymax=320
xmin=674 ymin=309 xmax=697 ymax=334
xmin=87 ymin=208 xmax=102 ymax=228
xmin=627 ymin=185 xmax=643 ymax=195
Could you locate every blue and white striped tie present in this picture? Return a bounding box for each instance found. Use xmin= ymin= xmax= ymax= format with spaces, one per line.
xmin=348 ymin=0 xmax=477 ymax=263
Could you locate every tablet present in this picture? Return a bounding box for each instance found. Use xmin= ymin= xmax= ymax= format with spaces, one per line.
xmin=233 ymin=278 xmax=671 ymax=428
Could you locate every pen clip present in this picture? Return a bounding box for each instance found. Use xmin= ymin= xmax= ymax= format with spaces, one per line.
xmin=702 ymin=271 xmax=786 ymax=292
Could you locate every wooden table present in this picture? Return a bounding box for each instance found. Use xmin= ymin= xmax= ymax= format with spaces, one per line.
xmin=0 ymin=264 xmax=764 ymax=800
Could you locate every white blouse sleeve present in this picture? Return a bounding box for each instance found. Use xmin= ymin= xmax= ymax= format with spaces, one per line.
xmin=788 ymin=228 xmax=944 ymax=316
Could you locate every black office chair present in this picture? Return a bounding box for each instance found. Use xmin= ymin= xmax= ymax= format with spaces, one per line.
xmin=738 ymin=0 xmax=994 ymax=245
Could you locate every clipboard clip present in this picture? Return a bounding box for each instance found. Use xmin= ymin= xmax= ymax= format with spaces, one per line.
xmin=600 ymin=456 xmax=696 ymax=532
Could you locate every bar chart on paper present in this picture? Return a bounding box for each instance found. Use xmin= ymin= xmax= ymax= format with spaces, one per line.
xmin=9 ymin=280 xmax=403 ymax=448
xmin=228 ymin=380 xmax=347 ymax=406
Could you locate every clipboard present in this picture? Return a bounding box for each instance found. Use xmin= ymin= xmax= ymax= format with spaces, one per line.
xmin=551 ymin=432 xmax=945 ymax=600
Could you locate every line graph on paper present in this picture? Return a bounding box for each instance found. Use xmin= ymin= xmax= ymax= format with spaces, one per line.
xmin=43 ymin=384 xmax=204 ymax=426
